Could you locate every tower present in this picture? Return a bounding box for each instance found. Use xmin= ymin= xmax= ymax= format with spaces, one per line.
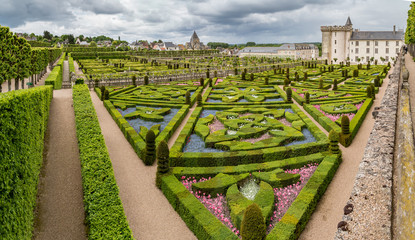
xmin=321 ymin=17 xmax=353 ymax=62
xmin=190 ymin=31 xmax=200 ymax=50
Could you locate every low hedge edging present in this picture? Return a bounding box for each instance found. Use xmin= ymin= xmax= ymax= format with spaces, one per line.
xmin=72 ymin=84 xmax=133 ymax=239
xmin=45 ymin=55 xmax=64 ymax=89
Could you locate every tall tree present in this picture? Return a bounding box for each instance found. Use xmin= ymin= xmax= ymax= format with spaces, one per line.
xmin=43 ymin=30 xmax=52 ymax=40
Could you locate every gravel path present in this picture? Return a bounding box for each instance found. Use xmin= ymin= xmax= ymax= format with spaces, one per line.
xmin=90 ymin=90 xmax=196 ymax=240
xmin=32 ymin=89 xmax=87 ymax=240
xmin=298 ymin=67 xmax=393 ymax=240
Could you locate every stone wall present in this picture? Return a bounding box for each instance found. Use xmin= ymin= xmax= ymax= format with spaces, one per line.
xmin=334 ymin=52 xmax=402 ymax=240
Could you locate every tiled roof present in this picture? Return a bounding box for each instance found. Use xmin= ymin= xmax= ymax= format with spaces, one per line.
xmin=350 ymin=30 xmax=404 ymax=40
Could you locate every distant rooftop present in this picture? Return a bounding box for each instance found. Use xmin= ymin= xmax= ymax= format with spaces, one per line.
xmin=350 ymin=30 xmax=404 ymax=40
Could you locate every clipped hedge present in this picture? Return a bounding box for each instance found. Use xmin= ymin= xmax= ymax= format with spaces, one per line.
xmin=72 ymin=84 xmax=133 ymax=239
xmin=45 ymin=56 xmax=64 ymax=89
xmin=0 ymin=86 xmax=53 ymax=239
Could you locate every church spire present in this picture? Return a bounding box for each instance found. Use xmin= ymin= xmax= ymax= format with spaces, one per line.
xmin=345 ymin=16 xmax=352 ymax=26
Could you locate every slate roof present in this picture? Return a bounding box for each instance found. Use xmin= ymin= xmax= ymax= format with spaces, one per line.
xmin=350 ymin=30 xmax=404 ymax=40
xmin=164 ymin=42 xmax=176 ymax=48
xmin=345 ymin=17 xmax=352 ymax=26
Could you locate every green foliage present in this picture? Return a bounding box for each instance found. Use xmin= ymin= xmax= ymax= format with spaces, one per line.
xmin=305 ymin=92 xmax=310 ymax=104
xmin=104 ymin=89 xmax=110 ymax=100
xmin=374 ymin=76 xmax=380 ymax=87
xmin=145 ymin=130 xmax=156 ymax=165
xmin=406 ymin=3 xmax=415 ymax=44
xmin=328 ymin=130 xmax=340 ymax=154
xmin=100 ymin=86 xmax=106 ymax=101
xmin=196 ymin=93 xmax=202 ymax=106
xmin=72 ymin=84 xmax=133 ymax=239
xmin=250 ymin=73 xmax=254 ymax=81
xmin=156 ymin=140 xmax=170 ymax=188
xmin=341 ymin=115 xmax=350 ymax=135
xmin=366 ymin=85 xmax=373 ymax=98
xmin=132 ymin=75 xmax=137 ymax=86
xmin=200 ymin=77 xmax=205 ymax=86
xmin=333 ymin=79 xmax=338 ymax=90
xmin=319 ymin=79 xmax=323 ymax=89
xmin=185 ymin=90 xmax=191 ymax=105
xmin=286 ymin=87 xmax=292 ymax=102
xmin=192 ymin=173 xmax=249 ymax=196
xmin=241 ymin=203 xmax=266 ymax=240
xmin=0 ymin=86 xmax=53 ymax=239
xmin=144 ymin=75 xmax=149 ymax=85
xmin=264 ymin=76 xmax=269 ymax=85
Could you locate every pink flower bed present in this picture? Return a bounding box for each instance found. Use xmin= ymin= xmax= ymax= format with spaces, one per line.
xmin=177 ymin=83 xmax=188 ymax=86
xmin=313 ymin=101 xmax=364 ymax=122
xmin=215 ymin=79 xmax=224 ymax=85
xmin=181 ymin=163 xmax=319 ymax=236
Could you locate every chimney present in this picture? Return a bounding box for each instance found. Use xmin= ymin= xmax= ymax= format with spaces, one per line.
xmin=394 ymin=25 xmax=396 ymax=34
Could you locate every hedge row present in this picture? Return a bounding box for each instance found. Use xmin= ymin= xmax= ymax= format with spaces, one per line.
xmin=72 ymin=84 xmax=133 ymax=239
xmin=44 ymin=56 xmax=64 ymax=89
xmin=68 ymin=56 xmax=75 ymax=73
xmin=266 ymin=154 xmax=341 ymax=239
xmin=0 ymin=86 xmax=53 ymax=239
xmin=170 ymin=104 xmax=329 ymax=167
xmin=72 ymin=51 xmax=130 ymax=60
xmin=160 ymin=175 xmax=239 ymax=240
xmin=103 ymin=99 xmax=189 ymax=160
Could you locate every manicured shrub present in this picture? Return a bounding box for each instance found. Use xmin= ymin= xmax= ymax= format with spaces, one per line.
xmin=200 ymin=77 xmax=204 ymax=86
xmin=286 ymin=87 xmax=292 ymax=102
xmin=333 ymin=79 xmax=338 ymax=90
xmin=235 ymin=68 xmax=238 ymax=75
xmin=144 ymin=130 xmax=156 ymax=165
xmin=367 ymin=62 xmax=370 ymax=70
xmin=353 ymin=69 xmax=358 ymax=77
xmin=132 ymin=75 xmax=137 ymax=86
xmin=264 ymin=76 xmax=269 ymax=85
xmin=319 ymin=79 xmax=323 ymax=89
xmin=250 ymin=73 xmax=254 ymax=81
xmin=284 ymin=78 xmax=290 ymax=87
xmin=329 ymin=130 xmax=340 ymax=154
xmin=241 ymin=203 xmax=266 ymax=240
xmin=303 ymin=72 xmax=307 ymax=81
xmin=214 ymin=70 xmax=217 ymax=78
xmin=208 ymin=78 xmax=213 ymax=87
xmin=366 ymin=85 xmax=373 ymax=98
xmin=196 ymin=93 xmax=202 ymax=106
xmin=374 ymin=76 xmax=380 ymax=87
xmin=75 ymin=78 xmax=84 ymax=85
xmin=156 ymin=140 xmax=170 ymax=188
xmin=370 ymin=84 xmax=376 ymax=99
xmin=341 ymin=115 xmax=350 ymax=135
xmin=185 ymin=90 xmax=191 ymax=105
xmin=206 ymin=70 xmax=210 ymax=79
xmin=104 ymin=89 xmax=110 ymax=100
xmin=144 ymin=75 xmax=149 ymax=85
xmin=100 ymin=86 xmax=106 ymax=101
xmin=242 ymin=72 xmax=246 ymax=80
xmin=305 ymin=92 xmax=310 ymax=104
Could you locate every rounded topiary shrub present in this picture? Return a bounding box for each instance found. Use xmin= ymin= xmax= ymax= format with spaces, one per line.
xmin=156 ymin=140 xmax=170 ymax=188
xmin=185 ymin=90 xmax=191 ymax=105
xmin=374 ymin=76 xmax=380 ymax=87
xmin=264 ymin=77 xmax=269 ymax=85
xmin=329 ymin=130 xmax=340 ymax=154
xmin=284 ymin=78 xmax=290 ymax=87
xmin=234 ymin=68 xmax=238 ymax=75
xmin=303 ymin=72 xmax=308 ymax=81
xmin=104 ymin=90 xmax=110 ymax=100
xmin=341 ymin=115 xmax=350 ymax=135
xmin=250 ymin=73 xmax=254 ymax=81
xmin=333 ymin=79 xmax=338 ymax=91
xmin=305 ymin=92 xmax=310 ymax=104
xmin=241 ymin=203 xmax=266 ymax=240
xmin=132 ymin=75 xmax=137 ymax=86
xmin=286 ymin=87 xmax=292 ymax=102
xmin=144 ymin=75 xmax=149 ymax=85
xmin=144 ymin=130 xmax=156 ymax=165
xmin=196 ymin=93 xmax=202 ymax=106
xmin=241 ymin=72 xmax=246 ymax=80
xmin=100 ymin=86 xmax=106 ymax=101
xmin=370 ymin=84 xmax=376 ymax=99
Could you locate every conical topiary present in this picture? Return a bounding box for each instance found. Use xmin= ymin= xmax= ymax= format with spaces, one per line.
xmin=241 ymin=72 xmax=246 ymax=80
xmin=374 ymin=76 xmax=380 ymax=87
xmin=196 ymin=93 xmax=202 ymax=106
xmin=333 ymin=79 xmax=338 ymax=91
xmin=240 ymin=203 xmax=266 ymax=240
xmin=185 ymin=90 xmax=191 ymax=105
xmin=144 ymin=130 xmax=156 ymax=165
xmin=319 ymin=79 xmax=323 ymax=89
xmin=329 ymin=130 xmax=340 ymax=154
xmin=305 ymin=92 xmax=310 ymax=104
xmin=264 ymin=77 xmax=269 ymax=85
xmin=156 ymin=140 xmax=170 ymax=188
xmin=250 ymin=73 xmax=254 ymax=81
xmin=370 ymin=84 xmax=376 ymax=99
xmin=200 ymin=77 xmax=204 ymax=86
xmin=132 ymin=75 xmax=137 ymax=86
xmin=366 ymin=85 xmax=373 ymax=98
xmin=284 ymin=78 xmax=290 ymax=87
xmin=341 ymin=115 xmax=350 ymax=135
xmin=144 ymin=75 xmax=149 ymax=85
xmin=100 ymin=86 xmax=106 ymax=101
xmin=104 ymin=90 xmax=110 ymax=100
xmin=286 ymin=87 xmax=292 ymax=102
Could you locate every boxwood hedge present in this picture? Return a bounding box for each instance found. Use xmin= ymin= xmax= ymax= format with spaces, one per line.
xmin=0 ymin=86 xmax=53 ymax=239
xmin=72 ymin=84 xmax=133 ymax=239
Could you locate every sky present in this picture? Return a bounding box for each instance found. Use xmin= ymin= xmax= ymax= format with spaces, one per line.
xmin=0 ymin=0 xmax=411 ymax=44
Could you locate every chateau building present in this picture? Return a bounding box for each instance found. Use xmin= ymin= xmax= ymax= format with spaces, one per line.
xmin=238 ymin=43 xmax=318 ymax=60
xmin=321 ymin=17 xmax=404 ymax=63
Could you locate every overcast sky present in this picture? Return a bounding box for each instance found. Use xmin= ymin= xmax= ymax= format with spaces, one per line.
xmin=0 ymin=0 xmax=411 ymax=44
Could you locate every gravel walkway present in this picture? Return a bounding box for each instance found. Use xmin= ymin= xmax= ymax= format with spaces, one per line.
xmin=32 ymin=88 xmax=87 ymax=240
xmin=90 ymin=90 xmax=196 ymax=240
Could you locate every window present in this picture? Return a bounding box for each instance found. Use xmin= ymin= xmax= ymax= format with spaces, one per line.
xmin=366 ymin=56 xmax=370 ymax=62
xmin=355 ymin=56 xmax=359 ymax=62
xmin=375 ymin=41 xmax=378 ymax=46
xmin=396 ymin=48 xmax=399 ymax=54
xmin=396 ymin=41 xmax=399 ymax=46
xmin=335 ymin=32 xmax=337 ymax=37
xmin=386 ymin=56 xmax=389 ymax=61
xmin=386 ymin=41 xmax=389 ymax=46
xmin=352 ymin=42 xmax=354 ymax=45
xmin=356 ymin=41 xmax=359 ymax=46
xmin=367 ymin=41 xmax=370 ymax=46
xmin=334 ymin=49 xmax=337 ymax=53
xmin=351 ymin=49 xmax=353 ymax=53
xmin=355 ymin=48 xmax=359 ymax=54
xmin=375 ymin=48 xmax=378 ymax=54
xmin=366 ymin=48 xmax=370 ymax=54
xmin=386 ymin=48 xmax=389 ymax=54
xmin=335 ymin=40 xmax=337 ymax=44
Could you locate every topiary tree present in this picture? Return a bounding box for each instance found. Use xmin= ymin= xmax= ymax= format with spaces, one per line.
xmin=206 ymin=70 xmax=210 ymax=79
xmin=214 ymin=70 xmax=217 ymax=78
xmin=303 ymin=72 xmax=308 ymax=81
xmin=100 ymin=86 xmax=106 ymax=101
xmin=104 ymin=89 xmax=110 ymax=100
xmin=305 ymin=92 xmax=310 ymax=104
xmin=264 ymin=76 xmax=269 ymax=85
xmin=241 ymin=72 xmax=246 ymax=80
xmin=341 ymin=115 xmax=350 ymax=135
xmin=353 ymin=69 xmax=358 ymax=77
xmin=144 ymin=75 xmax=149 ymax=85
xmin=250 ymin=73 xmax=254 ymax=81
xmin=185 ymin=90 xmax=191 ymax=105
xmin=208 ymin=78 xmax=213 ymax=87
xmin=144 ymin=130 xmax=156 ymax=165
xmin=234 ymin=68 xmax=238 ymax=75
xmin=200 ymin=77 xmax=204 ymax=86
xmin=374 ymin=76 xmax=380 ymax=87
xmin=319 ymin=79 xmax=324 ymax=89
xmin=286 ymin=87 xmax=292 ymax=102
xmin=366 ymin=85 xmax=373 ymax=98
xmin=196 ymin=93 xmax=202 ymax=106
xmin=333 ymin=79 xmax=338 ymax=91
xmin=240 ymin=203 xmax=266 ymax=240
xmin=329 ymin=130 xmax=340 ymax=154
xmin=132 ymin=75 xmax=137 ymax=86
xmin=370 ymin=84 xmax=376 ymax=99
xmin=156 ymin=140 xmax=170 ymax=189
xmin=284 ymin=78 xmax=290 ymax=87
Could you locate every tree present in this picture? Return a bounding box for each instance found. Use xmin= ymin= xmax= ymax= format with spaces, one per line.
xmin=43 ymin=30 xmax=52 ymax=40
xmin=156 ymin=140 xmax=170 ymax=188
xmin=333 ymin=58 xmax=338 ymax=63
xmin=240 ymin=203 xmax=266 ymax=240
xmin=246 ymin=42 xmax=256 ymax=47
xmin=89 ymin=41 xmax=97 ymax=47
xmin=144 ymin=130 xmax=156 ymax=165
xmin=79 ymin=34 xmax=85 ymax=41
